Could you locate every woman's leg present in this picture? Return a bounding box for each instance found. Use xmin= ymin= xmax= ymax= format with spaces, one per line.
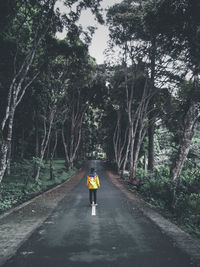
xmin=94 ymin=189 xmax=97 ymax=204
xmin=89 ymin=189 xmax=93 ymax=204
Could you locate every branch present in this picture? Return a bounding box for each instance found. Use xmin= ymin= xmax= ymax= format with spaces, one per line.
xmin=16 ymin=72 xmax=39 ymax=107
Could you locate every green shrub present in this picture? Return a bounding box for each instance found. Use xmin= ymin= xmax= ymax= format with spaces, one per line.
xmin=0 ymin=159 xmax=78 ymax=214
xmin=134 ymin=166 xmax=200 ymax=236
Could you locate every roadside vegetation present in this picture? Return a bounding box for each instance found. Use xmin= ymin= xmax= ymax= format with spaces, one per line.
xmin=0 ymin=159 xmax=81 ymax=214
xmin=127 ymin=166 xmax=200 ymax=237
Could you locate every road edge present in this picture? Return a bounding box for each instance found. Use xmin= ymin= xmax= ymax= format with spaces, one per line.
xmin=0 ymin=167 xmax=83 ymax=220
xmin=106 ymin=170 xmax=200 ymax=266
xmin=0 ymin=166 xmax=86 ymax=266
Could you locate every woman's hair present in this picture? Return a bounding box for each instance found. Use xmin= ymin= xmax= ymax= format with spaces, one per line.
xmin=90 ymin=168 xmax=95 ymax=173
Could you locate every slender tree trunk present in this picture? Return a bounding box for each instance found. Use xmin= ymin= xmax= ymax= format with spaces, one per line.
xmin=69 ymin=109 xmax=75 ymax=170
xmin=35 ymin=117 xmax=39 ymax=157
xmin=50 ymin=157 xmax=54 ymax=180
xmin=113 ymin=109 xmax=128 ymax=174
xmin=132 ymin=127 xmax=147 ymax=179
xmin=144 ymin=151 xmax=147 ymax=172
xmin=34 ymin=109 xmax=55 ymax=181
xmin=170 ymin=103 xmax=200 ymax=180
xmin=148 ymin=120 xmax=154 ymax=171
xmin=0 ymin=143 xmax=8 ymax=182
xmin=129 ymin=104 xmax=142 ymax=179
xmin=113 ymin=111 xmax=121 ymax=172
xmin=148 ymin=37 xmax=156 ymax=171
xmin=0 ymin=107 xmax=15 ymax=182
xmin=170 ymin=115 xmax=195 ymax=208
xmin=62 ymin=122 xmax=69 ymax=168
xmin=6 ymin=143 xmax=11 ymax=175
xmin=129 ymin=125 xmax=135 ymax=179
xmin=45 ymin=140 xmax=50 ymax=163
xmin=50 ymin=131 xmax=57 ymax=180
xmin=121 ymin=128 xmax=131 ymax=178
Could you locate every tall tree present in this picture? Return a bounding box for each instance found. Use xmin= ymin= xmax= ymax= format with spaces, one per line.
xmin=143 ymin=0 xmax=200 ymax=180
xmin=0 ymin=0 xmax=104 ymax=182
xmin=0 ymin=0 xmax=58 ymax=182
xmin=107 ymin=1 xmax=160 ymax=178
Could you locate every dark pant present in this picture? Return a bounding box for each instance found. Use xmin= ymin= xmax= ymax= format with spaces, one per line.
xmin=89 ymin=189 xmax=97 ymax=204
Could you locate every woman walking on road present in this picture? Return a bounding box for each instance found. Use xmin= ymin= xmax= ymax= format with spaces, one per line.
xmin=87 ymin=168 xmax=100 ymax=205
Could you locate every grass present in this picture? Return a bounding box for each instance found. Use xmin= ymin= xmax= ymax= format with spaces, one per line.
xmin=0 ymin=159 xmax=79 ymax=214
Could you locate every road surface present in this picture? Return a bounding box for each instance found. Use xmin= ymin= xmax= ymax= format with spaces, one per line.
xmin=1 ymin=160 xmax=197 ymax=267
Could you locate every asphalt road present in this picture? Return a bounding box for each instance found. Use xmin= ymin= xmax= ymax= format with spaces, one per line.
xmin=2 ymin=160 xmax=197 ymax=267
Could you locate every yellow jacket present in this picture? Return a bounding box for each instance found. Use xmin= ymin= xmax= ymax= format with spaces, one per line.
xmin=87 ymin=174 xmax=100 ymax=189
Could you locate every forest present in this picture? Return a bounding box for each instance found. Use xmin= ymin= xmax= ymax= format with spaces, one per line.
xmin=0 ymin=0 xmax=200 ymax=237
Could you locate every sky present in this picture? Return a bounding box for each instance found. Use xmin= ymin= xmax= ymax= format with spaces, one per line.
xmin=56 ymin=0 xmax=122 ymax=64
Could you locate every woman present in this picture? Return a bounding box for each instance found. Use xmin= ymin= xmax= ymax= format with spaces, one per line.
xmin=86 ymin=168 xmax=100 ymax=205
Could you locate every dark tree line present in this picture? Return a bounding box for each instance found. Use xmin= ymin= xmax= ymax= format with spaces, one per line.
xmin=0 ymin=0 xmax=103 ymax=182
xmin=1 ymin=0 xmax=200 ymax=190
xmin=99 ymin=0 xmax=200 ymax=188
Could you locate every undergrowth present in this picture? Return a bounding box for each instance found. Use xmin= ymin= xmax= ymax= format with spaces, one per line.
xmin=0 ymin=159 xmax=80 ymax=214
xmin=124 ymin=166 xmax=200 ymax=237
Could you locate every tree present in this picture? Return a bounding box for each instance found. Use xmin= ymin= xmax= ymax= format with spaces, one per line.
xmin=33 ymin=62 xmax=60 ymax=181
xmin=0 ymin=0 xmax=104 ymax=182
xmin=106 ymin=1 xmax=160 ymax=178
xmin=143 ymin=0 xmax=200 ymax=180
xmin=0 ymin=0 xmax=58 ymax=182
xmin=61 ymin=53 xmax=96 ymax=169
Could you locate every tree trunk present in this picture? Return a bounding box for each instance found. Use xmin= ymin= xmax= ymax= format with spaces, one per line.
xmin=34 ymin=109 xmax=55 ymax=181
xmin=121 ymin=128 xmax=131 ymax=178
xmin=45 ymin=139 xmax=50 ymax=164
xmin=0 ymin=107 xmax=15 ymax=182
xmin=6 ymin=143 xmax=11 ymax=175
xmin=144 ymin=151 xmax=147 ymax=172
xmin=50 ymin=131 xmax=57 ymax=180
xmin=148 ymin=120 xmax=154 ymax=171
xmin=113 ymin=109 xmax=128 ymax=174
xmin=50 ymin=157 xmax=54 ymax=180
xmin=68 ymin=161 xmax=74 ymax=170
xmin=35 ymin=116 xmax=39 ymax=157
xmin=132 ymin=126 xmax=147 ymax=179
xmin=61 ymin=94 xmax=85 ymax=170
xmin=34 ymin=165 xmax=41 ymax=182
xmin=129 ymin=126 xmax=135 ymax=179
xmin=170 ymin=103 xmax=200 ymax=180
xmin=62 ymin=123 xmax=69 ymax=168
xmin=0 ymin=143 xmax=9 ymax=182
xmin=148 ymin=37 xmax=156 ymax=171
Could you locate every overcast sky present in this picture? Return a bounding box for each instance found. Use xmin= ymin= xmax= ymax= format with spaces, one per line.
xmin=56 ymin=0 xmax=122 ymax=64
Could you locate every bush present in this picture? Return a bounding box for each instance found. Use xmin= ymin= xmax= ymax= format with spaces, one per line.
xmin=133 ymin=166 xmax=200 ymax=237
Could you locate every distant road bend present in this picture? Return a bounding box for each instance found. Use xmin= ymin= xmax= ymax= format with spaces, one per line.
xmin=1 ymin=160 xmax=198 ymax=267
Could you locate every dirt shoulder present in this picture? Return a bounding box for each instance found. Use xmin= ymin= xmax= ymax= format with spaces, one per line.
xmin=106 ymin=170 xmax=200 ymax=266
xmin=0 ymin=167 xmax=86 ymax=266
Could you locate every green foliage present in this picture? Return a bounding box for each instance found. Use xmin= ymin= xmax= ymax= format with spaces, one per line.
xmin=0 ymin=159 xmax=77 ymax=214
xmin=138 ymin=167 xmax=173 ymax=209
xmin=32 ymin=157 xmax=45 ymax=168
xmin=131 ymin=166 xmax=200 ymax=236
